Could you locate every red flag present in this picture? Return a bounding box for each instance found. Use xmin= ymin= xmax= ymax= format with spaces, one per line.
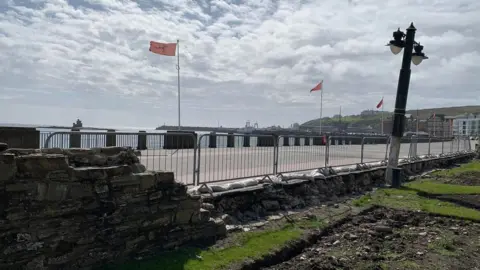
xmin=310 ymin=80 xmax=323 ymax=92
xmin=376 ymin=98 xmax=384 ymax=109
xmin=149 ymin=41 xmax=177 ymax=56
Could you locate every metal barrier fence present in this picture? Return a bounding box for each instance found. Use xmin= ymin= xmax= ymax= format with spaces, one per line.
xmin=195 ymin=134 xmax=277 ymax=185
xmin=42 ymin=132 xmax=473 ymax=186
xmin=43 ymin=132 xmax=197 ymax=185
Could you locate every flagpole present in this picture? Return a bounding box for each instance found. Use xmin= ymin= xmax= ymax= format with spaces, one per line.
xmin=381 ymin=96 xmax=384 ymax=135
xmin=416 ymin=109 xmax=419 ymax=135
xmin=319 ymin=88 xmax=323 ymax=135
xmin=176 ymin=39 xmax=181 ymax=130
xmin=339 ymin=105 xmax=341 ymax=124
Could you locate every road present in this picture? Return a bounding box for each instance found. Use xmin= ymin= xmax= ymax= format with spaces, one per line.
xmin=138 ymin=140 xmax=473 ymax=185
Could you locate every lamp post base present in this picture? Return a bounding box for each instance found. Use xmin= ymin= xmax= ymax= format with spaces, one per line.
xmin=386 ymin=136 xmax=402 ymax=185
xmin=391 ymin=167 xmax=403 ymax=188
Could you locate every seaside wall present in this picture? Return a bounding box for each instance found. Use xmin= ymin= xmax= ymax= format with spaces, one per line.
xmin=0 ymin=146 xmax=225 ymax=269
xmin=0 ymin=127 xmax=40 ymax=149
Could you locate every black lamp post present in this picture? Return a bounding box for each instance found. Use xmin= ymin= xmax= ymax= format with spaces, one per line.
xmin=385 ymin=23 xmax=428 ymax=187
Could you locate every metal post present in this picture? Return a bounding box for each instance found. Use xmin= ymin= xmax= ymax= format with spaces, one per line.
xmin=176 ymin=39 xmax=181 ymax=130
xmin=427 ymin=137 xmax=431 ymax=155
xmin=360 ymin=137 xmax=365 ymax=163
xmin=325 ymin=136 xmax=330 ymax=167
xmin=386 ymin=23 xmax=416 ymax=188
xmin=273 ymin=136 xmax=279 ymax=174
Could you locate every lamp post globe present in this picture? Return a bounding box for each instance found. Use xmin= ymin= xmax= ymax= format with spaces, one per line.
xmin=389 ymin=44 xmax=403 ymax=55
xmin=411 ymin=43 xmax=428 ymax=66
xmin=387 ymin=28 xmax=406 ymax=55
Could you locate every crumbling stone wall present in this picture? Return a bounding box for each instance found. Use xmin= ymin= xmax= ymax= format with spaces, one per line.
xmin=0 ymin=146 xmax=225 ymax=270
xmin=201 ymin=154 xmax=474 ymax=226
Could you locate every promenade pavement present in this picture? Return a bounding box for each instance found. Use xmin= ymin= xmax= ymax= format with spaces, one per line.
xmin=139 ymin=140 xmax=473 ymax=185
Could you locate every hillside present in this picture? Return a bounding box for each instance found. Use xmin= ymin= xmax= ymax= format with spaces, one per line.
xmin=301 ymin=105 xmax=480 ymax=128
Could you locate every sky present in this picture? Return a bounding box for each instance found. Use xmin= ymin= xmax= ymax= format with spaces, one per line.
xmin=1 ymin=0 xmax=480 ymax=130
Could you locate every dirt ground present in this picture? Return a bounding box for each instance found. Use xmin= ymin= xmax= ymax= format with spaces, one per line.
xmin=435 ymin=194 xmax=480 ymax=209
xmin=262 ymin=207 xmax=480 ymax=270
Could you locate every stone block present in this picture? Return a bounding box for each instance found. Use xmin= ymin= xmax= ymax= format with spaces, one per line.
xmin=0 ymin=153 xmax=16 ymax=183
xmin=199 ymin=208 xmax=210 ymax=222
xmin=40 ymin=148 xmax=64 ymax=155
xmin=45 ymin=170 xmax=71 ymax=182
xmin=134 ymin=173 xmax=156 ymax=190
xmin=15 ymin=154 xmax=69 ymax=179
xmin=178 ymin=199 xmax=201 ymax=210
xmin=106 ymin=149 xmax=140 ymax=166
xmin=67 ymin=182 xmax=94 ymax=199
xmin=0 ymin=142 xmax=8 ymax=152
xmin=154 ymin=171 xmax=175 ymax=186
xmin=175 ymin=209 xmax=196 ymax=224
xmin=99 ymin=146 xmax=126 ymax=156
xmin=4 ymin=148 xmax=39 ymax=156
xmin=110 ymin=175 xmax=140 ymax=192
xmin=71 ymin=167 xmax=107 ymax=181
xmin=45 ymin=182 xmax=70 ymax=201
xmin=130 ymin=163 xmax=146 ymax=173
xmin=65 ymin=149 xmax=107 ymax=167
xmin=103 ymin=165 xmax=132 ymax=178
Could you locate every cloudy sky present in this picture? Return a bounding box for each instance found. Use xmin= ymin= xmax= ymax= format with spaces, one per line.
xmin=1 ymin=0 xmax=479 ymax=130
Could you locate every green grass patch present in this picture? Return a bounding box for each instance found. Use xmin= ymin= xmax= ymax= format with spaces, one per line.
xmin=352 ymin=188 xmax=480 ymax=221
xmin=104 ymin=223 xmax=311 ymax=270
xmin=406 ymin=180 xmax=480 ymax=195
xmin=432 ymin=160 xmax=480 ymax=177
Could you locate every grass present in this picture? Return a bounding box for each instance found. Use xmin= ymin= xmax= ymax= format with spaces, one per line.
xmin=432 ymin=160 xmax=480 ymax=177
xmin=352 ymin=187 xmax=480 ymax=221
xmin=407 ymin=180 xmax=480 ymax=195
xmin=354 ymin=187 xmax=480 ymax=220
xmin=353 ymin=161 xmax=480 ymax=220
xmin=103 ymin=219 xmax=328 ymax=270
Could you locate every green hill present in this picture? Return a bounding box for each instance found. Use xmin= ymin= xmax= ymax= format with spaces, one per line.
xmin=301 ymin=106 xmax=480 ymax=128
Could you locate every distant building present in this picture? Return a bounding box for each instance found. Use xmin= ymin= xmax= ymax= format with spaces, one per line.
xmin=72 ymin=119 xmax=83 ymax=128
xmin=425 ymin=114 xmax=452 ymax=137
xmin=360 ymin=110 xmax=381 ymax=116
xmin=453 ymin=113 xmax=480 ymax=136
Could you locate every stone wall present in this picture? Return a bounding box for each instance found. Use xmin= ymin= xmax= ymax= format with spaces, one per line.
xmin=194 ymin=153 xmax=476 ymax=226
xmin=0 ymin=146 xmax=225 ymax=270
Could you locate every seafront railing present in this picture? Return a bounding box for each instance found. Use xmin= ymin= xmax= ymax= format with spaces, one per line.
xmin=41 ymin=131 xmax=472 ymax=186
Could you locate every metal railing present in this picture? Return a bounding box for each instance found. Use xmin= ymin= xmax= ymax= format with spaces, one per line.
xmin=195 ymin=134 xmax=277 ymax=185
xmin=42 ymin=132 xmax=473 ymax=186
xmin=43 ymin=131 xmax=197 ymax=185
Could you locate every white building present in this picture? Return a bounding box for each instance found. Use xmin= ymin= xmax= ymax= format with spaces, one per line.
xmin=452 ymin=113 xmax=480 ymax=136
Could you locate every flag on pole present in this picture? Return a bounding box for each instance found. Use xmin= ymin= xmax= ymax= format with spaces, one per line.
xmin=310 ymin=80 xmax=323 ymax=92
xmin=376 ymin=97 xmax=384 ymax=109
xmin=149 ymin=41 xmax=177 ymax=56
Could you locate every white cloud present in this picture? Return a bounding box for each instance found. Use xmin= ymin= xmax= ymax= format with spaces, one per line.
xmin=0 ymin=0 xmax=479 ymax=129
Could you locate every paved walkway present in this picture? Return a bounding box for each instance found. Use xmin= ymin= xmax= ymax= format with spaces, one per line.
xmin=138 ymin=141 xmax=473 ymax=185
